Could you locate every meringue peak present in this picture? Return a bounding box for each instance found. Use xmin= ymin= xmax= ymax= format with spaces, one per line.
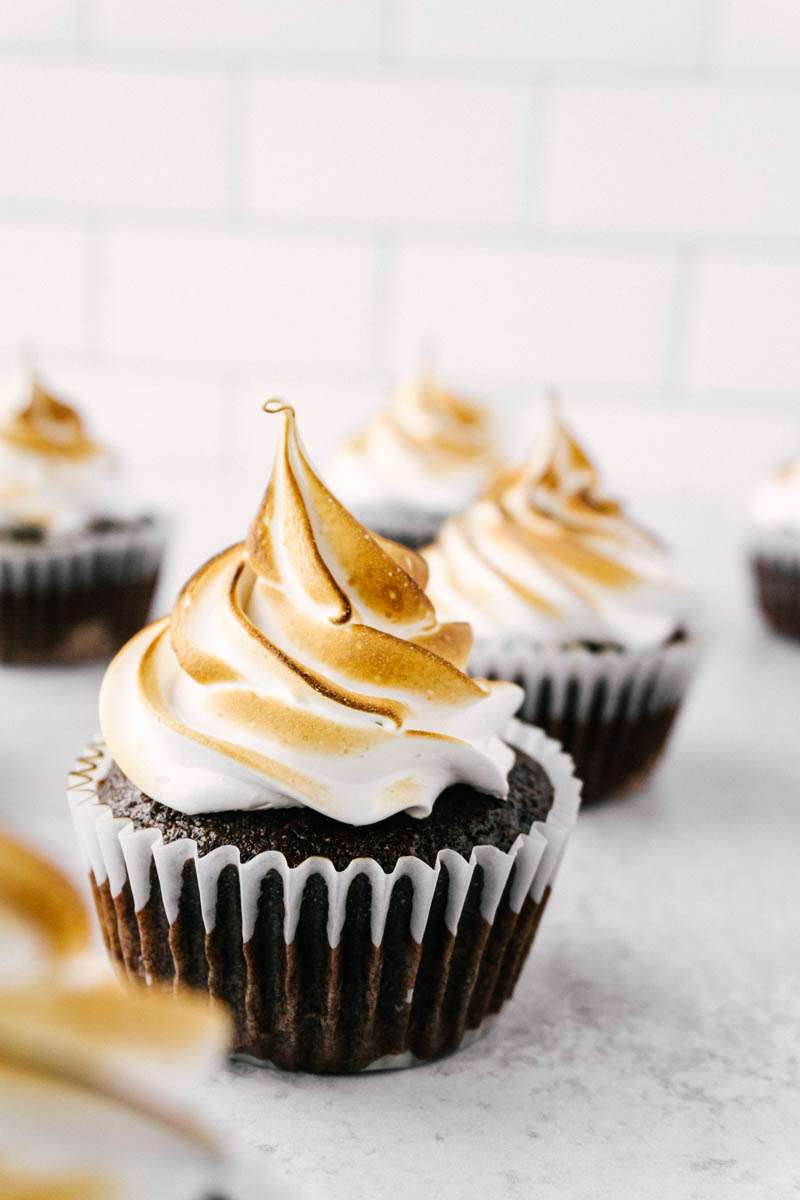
xmin=248 ymin=403 xmax=439 ymax=635
xmin=0 ymin=365 xmax=100 ymax=461
xmin=100 ymin=403 xmax=522 ymax=824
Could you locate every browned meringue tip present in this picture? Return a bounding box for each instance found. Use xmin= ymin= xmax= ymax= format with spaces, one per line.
xmin=262 ymin=397 xmax=295 ymax=418
xmin=0 ymin=830 xmax=90 ymax=960
xmin=1 ymin=372 xmax=102 ymax=461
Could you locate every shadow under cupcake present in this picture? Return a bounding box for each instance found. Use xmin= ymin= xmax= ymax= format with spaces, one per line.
xmin=0 ymin=366 xmax=165 ymax=664
xmin=423 ymin=401 xmax=700 ymax=804
xmin=68 ymin=402 xmax=580 ymax=1073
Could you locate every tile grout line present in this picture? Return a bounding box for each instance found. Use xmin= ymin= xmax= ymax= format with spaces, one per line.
xmin=696 ymin=0 xmax=725 ymax=71
xmin=522 ymin=80 xmax=552 ymax=226
xmin=82 ymin=219 xmax=105 ymax=362
xmin=6 ymin=199 xmax=800 ymax=258
xmin=663 ymin=249 xmax=698 ymax=394
xmin=224 ymin=69 xmax=246 ymax=216
xmin=379 ymin=0 xmax=400 ymax=62
xmin=368 ymin=232 xmax=397 ymax=380
xmin=73 ymin=0 xmax=92 ymax=47
xmin=2 ymin=39 xmax=800 ymax=89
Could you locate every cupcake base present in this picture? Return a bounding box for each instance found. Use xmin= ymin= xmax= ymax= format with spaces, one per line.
xmin=0 ymin=570 xmax=159 ymax=664
xmin=90 ymin=858 xmax=553 ymax=1074
xmin=541 ymin=702 xmax=681 ymax=804
xmin=0 ymin=519 xmax=165 ymax=665
xmin=470 ymin=634 xmax=699 ymax=805
xmin=69 ymin=722 xmax=580 ymax=1074
xmin=752 ymin=555 xmax=800 ymax=640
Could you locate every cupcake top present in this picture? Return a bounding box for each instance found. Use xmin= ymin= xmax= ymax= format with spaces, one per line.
xmin=0 ymin=363 xmax=125 ymax=537
xmin=751 ymin=458 xmax=800 ymax=535
xmin=0 ymin=828 xmax=232 ymax=1199
xmin=100 ymin=403 xmax=521 ymax=826
xmin=326 ymin=371 xmax=498 ymax=515
xmin=423 ymin=403 xmax=692 ymax=651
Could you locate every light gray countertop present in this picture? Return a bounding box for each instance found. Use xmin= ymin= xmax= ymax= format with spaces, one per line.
xmin=2 ymin=446 xmax=798 ymax=1199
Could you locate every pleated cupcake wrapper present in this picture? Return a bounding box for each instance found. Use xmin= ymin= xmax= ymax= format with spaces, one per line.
xmin=67 ymin=718 xmax=580 ymax=1073
xmin=469 ymin=635 xmax=700 ymax=802
xmin=0 ymin=518 xmax=167 ymax=663
xmin=0 ymin=518 xmax=167 ymax=593
xmin=749 ymin=530 xmax=800 ymax=639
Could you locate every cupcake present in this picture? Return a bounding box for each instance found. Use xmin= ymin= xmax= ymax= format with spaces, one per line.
xmin=0 ymin=826 xmax=267 ymax=1199
xmin=0 ymin=363 xmax=165 ymax=663
xmin=423 ymin=402 xmax=700 ymax=804
xmin=749 ymin=456 xmax=800 ymax=639
xmin=326 ymin=370 xmax=498 ymax=549
xmin=68 ymin=401 xmax=580 ymax=1074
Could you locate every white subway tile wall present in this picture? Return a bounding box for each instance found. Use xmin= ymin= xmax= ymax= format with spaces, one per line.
xmin=390 ymin=242 xmax=677 ymax=388
xmin=90 ymin=0 xmax=382 ymax=57
xmin=0 ymin=221 xmax=88 ymax=353
xmin=0 ymin=0 xmax=797 ymax=474
xmin=242 ymin=78 xmax=530 ymax=225
xmin=0 ymin=63 xmax=229 ymax=211
xmin=398 ymin=0 xmax=708 ymax=68
xmin=546 ymin=86 xmax=800 ymax=237
xmin=100 ymin=228 xmax=377 ymax=368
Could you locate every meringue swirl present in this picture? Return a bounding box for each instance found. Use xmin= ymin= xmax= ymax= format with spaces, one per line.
xmin=423 ymin=402 xmax=692 ymax=651
xmin=0 ymin=364 xmax=122 ymax=534
xmin=100 ymin=405 xmax=521 ymax=825
xmin=326 ymin=371 xmax=498 ymax=514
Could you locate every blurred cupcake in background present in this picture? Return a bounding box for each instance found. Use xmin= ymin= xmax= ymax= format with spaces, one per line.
xmin=326 ymin=370 xmax=499 ymax=548
xmin=423 ymin=400 xmax=700 ymax=804
xmin=0 ymin=362 xmax=166 ymax=664
xmin=749 ymin=456 xmax=800 ymax=640
xmin=0 ymin=827 xmax=268 ymax=1199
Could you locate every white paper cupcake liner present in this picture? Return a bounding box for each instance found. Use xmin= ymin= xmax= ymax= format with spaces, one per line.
xmin=0 ymin=517 xmax=167 ymax=591
xmin=748 ymin=526 xmax=800 ymax=638
xmin=67 ymin=719 xmax=581 ymax=1073
xmin=469 ymin=635 xmax=701 ymax=802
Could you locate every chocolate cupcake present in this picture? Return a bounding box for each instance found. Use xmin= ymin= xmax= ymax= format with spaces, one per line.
xmin=749 ymin=456 xmax=800 ymax=639
xmin=423 ymin=401 xmax=700 ymax=804
xmin=68 ymin=402 xmax=580 ymax=1074
xmin=326 ymin=371 xmax=499 ymax=548
xmin=0 ymin=826 xmax=270 ymax=1199
xmin=0 ymin=363 xmax=165 ymax=663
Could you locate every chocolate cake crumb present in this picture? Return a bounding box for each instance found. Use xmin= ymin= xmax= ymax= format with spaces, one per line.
xmin=100 ymin=749 xmax=555 ymax=871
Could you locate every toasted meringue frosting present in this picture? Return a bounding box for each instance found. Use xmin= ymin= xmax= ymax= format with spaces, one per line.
xmin=100 ymin=404 xmax=521 ymax=824
xmin=0 ymin=828 xmax=233 ymax=1200
xmin=326 ymin=371 xmax=498 ymax=515
xmin=0 ymin=364 xmax=128 ymax=535
xmin=423 ymin=403 xmax=692 ymax=651
xmin=751 ymin=458 xmax=800 ymax=534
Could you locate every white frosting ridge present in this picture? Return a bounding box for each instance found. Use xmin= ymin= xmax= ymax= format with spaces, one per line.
xmin=423 ymin=402 xmax=692 ymax=651
xmin=100 ymin=404 xmax=522 ymax=824
xmin=0 ymin=363 xmax=131 ymax=535
xmin=326 ymin=371 xmax=498 ymax=515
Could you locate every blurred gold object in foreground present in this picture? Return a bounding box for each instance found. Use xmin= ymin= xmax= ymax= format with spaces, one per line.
xmin=0 ymin=828 xmax=232 ymax=1200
